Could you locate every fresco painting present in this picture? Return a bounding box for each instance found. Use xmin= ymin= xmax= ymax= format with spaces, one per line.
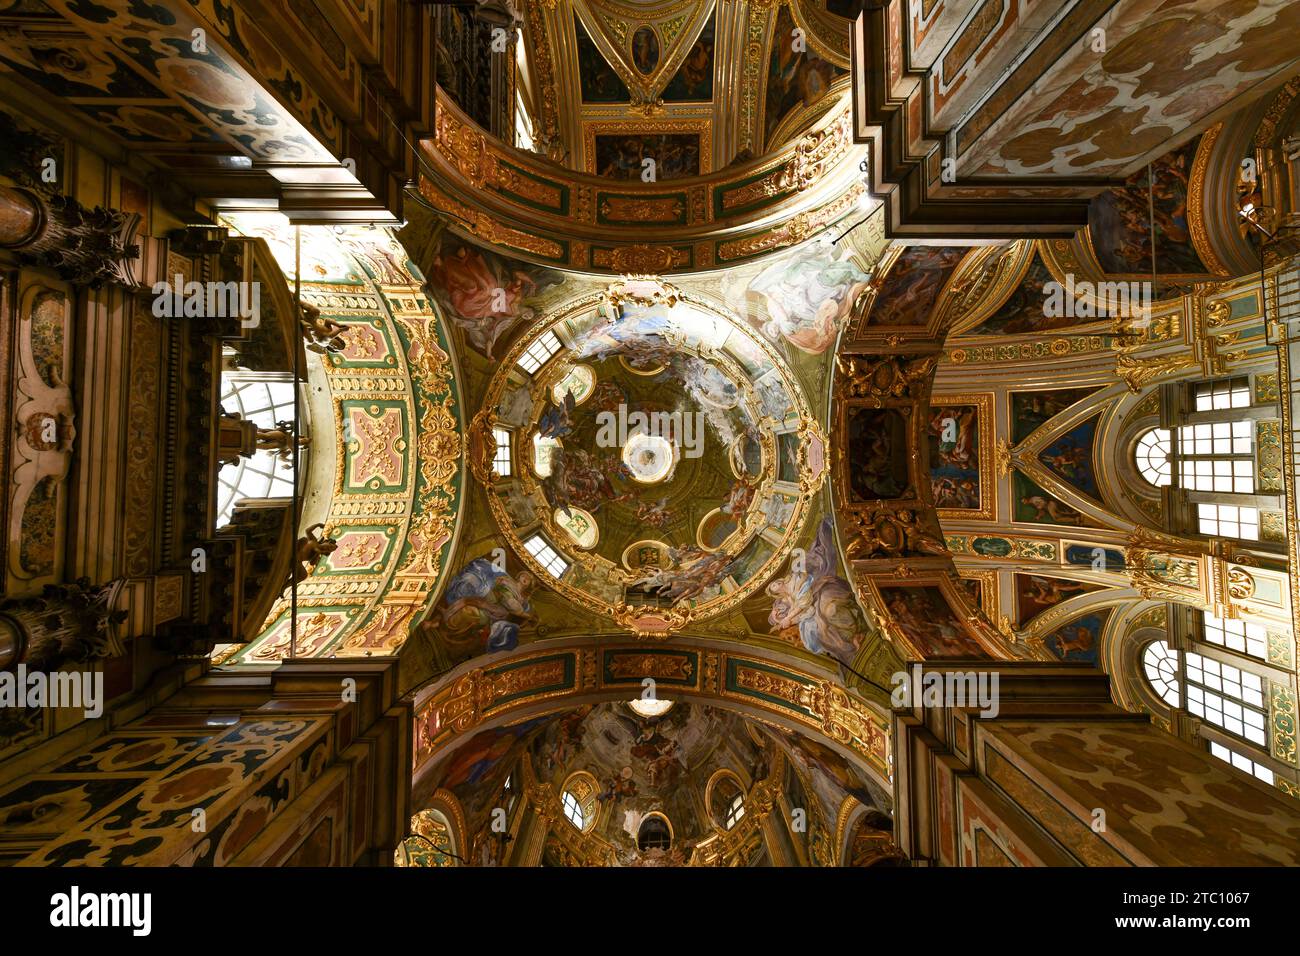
xmin=867 ymin=246 xmax=968 ymax=327
xmin=416 ymin=557 xmax=538 ymax=660
xmin=663 ymin=17 xmax=715 ymax=101
xmin=970 ymin=255 xmax=1102 ymax=335
xmin=1011 ymin=388 xmax=1098 ymax=444
xmin=1015 ymin=574 xmax=1103 ymax=626
xmin=1038 ymin=416 xmax=1100 ymax=500
xmin=847 ymin=407 xmax=911 ymax=501
xmin=1013 ymin=471 xmax=1094 ymax=527
xmin=423 ymin=231 xmax=564 ymax=359
xmin=733 ymin=241 xmax=872 ymax=354
xmin=1089 ymin=136 xmax=1207 ymax=277
xmin=764 ymin=6 xmax=845 ymax=144
xmin=766 ymin=517 xmax=869 ymax=662
xmin=928 ymin=403 xmax=980 ymax=511
xmin=1065 ymin=544 xmax=1125 ymax=571
xmin=877 ymin=585 xmax=988 ymax=658
xmin=595 ymin=134 xmax=701 ymax=180
xmin=632 ymin=26 xmax=659 ymax=74
xmin=577 ymin=18 xmax=631 ymax=102
xmin=1040 ymin=611 xmax=1112 ymax=665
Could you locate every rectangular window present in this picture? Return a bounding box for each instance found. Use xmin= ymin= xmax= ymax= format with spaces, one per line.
xmin=1177 ymin=421 xmax=1252 ymax=456
xmin=1196 ymin=503 xmax=1259 ymax=540
xmin=524 ymin=534 xmax=568 ymax=578
xmin=1194 ymin=377 xmax=1250 ymax=412
xmin=1209 ymin=741 xmax=1275 ymax=784
xmin=1175 ymin=421 xmax=1254 ymax=493
xmin=1178 ymin=457 xmax=1253 ymax=493
xmin=1202 ymin=614 xmax=1268 ymax=659
xmin=516 ymin=330 xmax=561 ymax=375
xmin=1185 ymin=651 xmax=1267 ymax=746
xmin=492 ymin=428 xmax=512 ymax=477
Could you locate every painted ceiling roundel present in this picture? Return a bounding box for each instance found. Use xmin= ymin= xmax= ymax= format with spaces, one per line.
xmin=475 ymin=283 xmax=828 ymax=635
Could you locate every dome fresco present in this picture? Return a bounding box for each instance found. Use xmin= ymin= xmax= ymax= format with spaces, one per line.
xmin=478 ymin=292 xmax=825 ymax=633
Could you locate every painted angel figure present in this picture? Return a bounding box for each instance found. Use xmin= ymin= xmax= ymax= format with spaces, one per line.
xmin=766 ymin=516 xmax=865 ymax=661
xmin=745 ymin=243 xmax=872 ymax=354
xmin=423 ymin=557 xmax=537 ymax=654
xmin=536 ymin=389 xmax=577 ymax=440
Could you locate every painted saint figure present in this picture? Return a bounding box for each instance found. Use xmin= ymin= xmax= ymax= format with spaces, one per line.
xmin=766 ymin=517 xmax=866 ymax=661
xmin=422 ymin=557 xmax=537 ymax=654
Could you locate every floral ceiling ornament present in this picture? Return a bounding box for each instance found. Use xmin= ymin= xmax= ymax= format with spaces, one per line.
xmin=599 ymin=276 xmax=682 ymax=318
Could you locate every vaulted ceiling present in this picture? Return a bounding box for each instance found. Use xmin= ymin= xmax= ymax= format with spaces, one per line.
xmin=520 ymin=0 xmax=854 ymax=176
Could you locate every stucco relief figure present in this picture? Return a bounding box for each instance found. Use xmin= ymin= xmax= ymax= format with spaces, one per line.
xmin=300 ymin=303 xmax=347 ymax=353
xmin=256 ymin=420 xmax=309 ymax=463
xmin=294 ymin=523 xmax=337 ymax=583
xmin=740 ymin=242 xmax=871 ymax=354
xmin=422 ymin=557 xmax=537 ymax=654
xmin=767 ymin=517 xmax=866 ymax=661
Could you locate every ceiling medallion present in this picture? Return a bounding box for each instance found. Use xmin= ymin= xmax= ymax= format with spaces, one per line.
xmin=479 ymin=290 xmax=825 ymax=636
xmin=623 ymin=431 xmax=678 ymax=483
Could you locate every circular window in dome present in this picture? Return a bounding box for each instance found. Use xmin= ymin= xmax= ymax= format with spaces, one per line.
xmin=551 ymin=364 xmax=595 ymax=406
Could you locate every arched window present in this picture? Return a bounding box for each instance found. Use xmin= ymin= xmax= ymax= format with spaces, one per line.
xmin=1135 ymin=428 xmax=1171 ymax=487
xmin=217 ymin=375 xmax=300 ymax=527
xmin=1142 ymin=641 xmax=1180 ymax=707
xmin=559 ymin=771 xmax=598 ymax=833
xmin=627 ymin=698 xmax=673 ymax=718
xmin=706 ymin=770 xmax=746 ymax=831
xmin=637 ymin=812 xmax=673 ymax=851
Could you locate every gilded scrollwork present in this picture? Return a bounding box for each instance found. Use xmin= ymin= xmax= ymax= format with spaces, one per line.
xmin=843 ymin=506 xmax=949 ymax=561
xmin=835 ymin=353 xmax=937 ymax=406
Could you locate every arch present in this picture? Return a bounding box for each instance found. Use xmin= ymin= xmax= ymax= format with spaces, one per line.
xmin=559 ymin=770 xmax=601 ymax=833
xmin=1014 ymin=380 xmax=1133 ymax=531
xmin=396 ymin=790 xmax=467 ymax=867
xmin=217 ymin=217 xmax=467 ymax=663
xmin=1101 ymin=599 xmax=1178 ymax=722
xmin=636 ymin=811 xmax=674 ymax=851
xmin=704 ymin=768 xmax=747 ymax=831
xmin=410 ymin=635 xmax=893 ymax=808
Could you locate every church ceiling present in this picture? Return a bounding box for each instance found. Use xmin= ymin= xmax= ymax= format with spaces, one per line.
xmin=521 ymin=0 xmax=853 ymax=174
xmin=415 ymin=699 xmax=889 ymax=866
xmin=392 ymin=206 xmax=904 ymax=697
xmin=419 ymin=0 xmax=867 ymax=274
